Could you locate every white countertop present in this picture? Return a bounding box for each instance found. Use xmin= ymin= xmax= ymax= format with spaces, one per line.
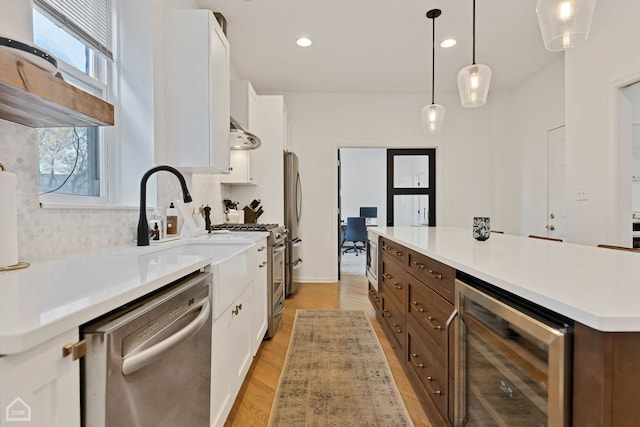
xmin=371 ymin=226 xmax=640 ymax=332
xmin=0 ymin=231 xmax=268 ymax=355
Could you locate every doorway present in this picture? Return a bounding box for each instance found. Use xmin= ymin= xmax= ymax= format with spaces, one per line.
xmin=338 ymin=148 xmax=386 ymax=277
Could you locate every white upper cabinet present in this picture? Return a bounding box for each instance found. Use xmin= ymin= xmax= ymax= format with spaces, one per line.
xmin=221 ymin=80 xmax=259 ymax=185
xmin=164 ymin=10 xmax=230 ymax=173
xmin=230 ymin=80 xmax=258 ymax=132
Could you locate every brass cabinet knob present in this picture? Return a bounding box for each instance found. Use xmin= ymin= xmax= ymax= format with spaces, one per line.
xmin=411 ymin=353 xmax=418 ymax=358
xmin=395 ymin=251 xmax=403 ymax=256
xmin=426 ymin=376 xmax=433 ymax=382
xmin=433 ymin=390 xmax=442 ymax=396
xmin=395 ymin=329 xmax=402 ymax=334
xmin=416 ymin=363 xmax=424 ymax=368
xmin=383 ymin=273 xmax=392 ymax=279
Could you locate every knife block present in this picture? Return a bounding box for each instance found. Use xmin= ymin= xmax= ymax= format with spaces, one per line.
xmin=243 ymin=206 xmax=257 ymax=224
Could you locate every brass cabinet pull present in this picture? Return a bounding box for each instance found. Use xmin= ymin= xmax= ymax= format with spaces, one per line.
xmin=382 ymin=273 xmax=392 ymax=279
xmin=412 ymin=261 xmax=425 ymax=270
xmin=394 ymin=251 xmax=403 ymax=256
xmin=411 ymin=353 xmax=418 ymax=358
xmin=395 ymin=329 xmax=402 ymax=334
xmin=433 ymin=390 xmax=442 ymax=396
xmin=62 ymin=340 xmax=86 ymax=361
xmin=412 ymin=301 xmax=425 ymax=313
xmin=393 ymin=282 xmax=402 ymax=290
xmin=383 ymin=309 xmax=391 ymax=317
xmin=416 ymin=363 xmax=424 ymax=368
xmin=428 ymin=269 xmax=443 ymax=280
xmin=427 ymin=316 xmax=443 ymax=330
xmin=426 ymin=376 xmax=433 ymax=382
xmin=392 ymin=323 xmax=399 ymax=327
xmin=384 ymin=245 xmax=392 ymax=250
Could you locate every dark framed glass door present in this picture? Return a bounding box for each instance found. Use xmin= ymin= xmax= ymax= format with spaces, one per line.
xmin=386 ymin=149 xmax=436 ymax=226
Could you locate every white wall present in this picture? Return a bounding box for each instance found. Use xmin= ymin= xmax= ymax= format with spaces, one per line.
xmin=565 ymin=1 xmax=640 ymax=246
xmin=511 ymin=58 xmax=566 ymax=237
xmin=340 ymin=148 xmax=386 ymax=226
xmin=285 ymin=92 xmax=502 ymax=282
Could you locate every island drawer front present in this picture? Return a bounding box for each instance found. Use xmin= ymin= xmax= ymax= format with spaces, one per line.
xmin=380 ymin=238 xmax=409 ymax=265
xmin=380 ymin=259 xmax=406 ymax=310
xmin=381 ymin=296 xmax=405 ymax=353
xmin=407 ymin=323 xmax=449 ymax=418
xmin=368 ymin=283 xmax=382 ymax=312
xmin=407 ymin=251 xmax=455 ymax=304
xmin=407 ymin=280 xmax=455 ymax=368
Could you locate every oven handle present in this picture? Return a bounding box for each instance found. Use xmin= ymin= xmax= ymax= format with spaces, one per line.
xmin=273 ymin=299 xmax=286 ymax=317
xmin=445 ymin=308 xmax=458 ymax=427
xmin=274 ymin=244 xmax=286 ymax=253
xmin=121 ymin=298 xmax=210 ymax=376
xmin=292 ymin=238 xmax=302 ymax=248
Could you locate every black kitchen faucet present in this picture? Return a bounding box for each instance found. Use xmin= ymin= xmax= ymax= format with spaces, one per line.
xmin=137 ymin=165 xmax=192 ymax=246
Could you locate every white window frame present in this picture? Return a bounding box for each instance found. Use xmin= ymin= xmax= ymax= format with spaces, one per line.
xmin=33 ymin=5 xmax=116 ymax=207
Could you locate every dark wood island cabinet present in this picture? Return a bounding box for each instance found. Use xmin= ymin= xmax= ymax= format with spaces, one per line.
xmin=368 ymin=231 xmax=640 ymax=427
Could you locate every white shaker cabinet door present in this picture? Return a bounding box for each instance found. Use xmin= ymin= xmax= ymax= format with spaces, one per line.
xmin=164 ymin=10 xmax=230 ymax=173
xmin=0 ymin=329 xmax=80 ymax=427
xmin=252 ymin=238 xmax=268 ymax=355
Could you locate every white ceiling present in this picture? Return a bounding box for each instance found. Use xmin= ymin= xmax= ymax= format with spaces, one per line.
xmin=198 ymin=0 xmax=563 ymax=95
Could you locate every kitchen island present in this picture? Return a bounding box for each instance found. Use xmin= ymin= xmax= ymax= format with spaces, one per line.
xmin=369 ymin=226 xmax=640 ymax=427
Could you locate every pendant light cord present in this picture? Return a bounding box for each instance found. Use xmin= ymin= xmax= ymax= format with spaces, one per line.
xmin=472 ymin=0 xmax=476 ymax=65
xmin=431 ymin=14 xmax=435 ymax=105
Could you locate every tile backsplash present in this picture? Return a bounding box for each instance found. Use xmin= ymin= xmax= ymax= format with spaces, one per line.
xmin=0 ymin=119 xmax=227 ymax=262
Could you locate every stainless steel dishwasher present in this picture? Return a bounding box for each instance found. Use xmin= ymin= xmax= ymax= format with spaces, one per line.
xmin=82 ymin=271 xmax=212 ymax=427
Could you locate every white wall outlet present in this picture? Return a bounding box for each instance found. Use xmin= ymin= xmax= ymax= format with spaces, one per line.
xmin=577 ymin=186 xmax=589 ymax=201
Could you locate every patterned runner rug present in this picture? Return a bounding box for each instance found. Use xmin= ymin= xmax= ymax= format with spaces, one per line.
xmin=268 ymin=310 xmax=414 ymax=427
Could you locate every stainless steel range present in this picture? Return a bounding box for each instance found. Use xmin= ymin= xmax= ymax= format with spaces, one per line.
xmin=210 ymin=224 xmax=286 ymax=338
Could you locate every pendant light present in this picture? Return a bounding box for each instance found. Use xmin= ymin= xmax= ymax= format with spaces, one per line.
xmin=457 ymin=0 xmax=492 ymax=108
xmin=535 ymin=0 xmax=597 ymax=51
xmin=421 ymin=9 xmax=445 ymax=135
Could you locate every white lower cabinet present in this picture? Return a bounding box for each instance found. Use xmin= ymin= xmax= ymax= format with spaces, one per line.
xmin=253 ymin=238 xmax=268 ymax=355
xmin=210 ymin=282 xmax=255 ymax=427
xmin=0 ymin=329 xmax=80 ymax=427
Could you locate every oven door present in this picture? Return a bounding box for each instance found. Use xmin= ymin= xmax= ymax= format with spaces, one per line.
xmin=271 ymin=242 xmax=286 ymax=331
xmin=456 ymin=279 xmax=571 ymax=427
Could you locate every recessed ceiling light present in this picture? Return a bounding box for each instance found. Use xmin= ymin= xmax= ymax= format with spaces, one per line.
xmin=296 ymin=37 xmax=312 ymax=47
xmin=440 ymin=38 xmax=457 ymax=48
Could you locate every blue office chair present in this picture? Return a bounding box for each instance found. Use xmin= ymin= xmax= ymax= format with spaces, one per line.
xmin=343 ymin=217 xmax=367 ymax=256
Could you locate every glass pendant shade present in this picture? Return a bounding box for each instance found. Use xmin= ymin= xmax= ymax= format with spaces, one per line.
xmin=421 ymin=103 xmax=445 ymax=134
xmin=457 ymin=63 xmax=492 ymax=108
xmin=536 ymin=0 xmax=597 ymax=51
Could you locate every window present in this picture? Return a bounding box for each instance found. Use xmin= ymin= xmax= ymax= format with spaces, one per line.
xmin=32 ymin=2 xmax=113 ymax=201
xmin=386 ymin=149 xmax=436 ymax=226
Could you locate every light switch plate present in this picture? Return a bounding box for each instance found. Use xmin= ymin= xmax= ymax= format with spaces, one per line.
xmin=577 ymin=186 xmax=589 ymax=201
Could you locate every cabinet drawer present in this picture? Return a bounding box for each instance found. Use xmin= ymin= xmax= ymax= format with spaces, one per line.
xmin=407 ymin=279 xmax=455 ymax=368
xmin=381 ymin=296 xmax=405 ymax=353
xmin=380 ymin=238 xmax=408 ymax=265
xmin=380 ymin=260 xmax=406 ymax=310
xmin=407 ymin=251 xmax=455 ymax=303
xmin=407 ymin=323 xmax=450 ymax=419
xmin=368 ymin=283 xmax=382 ymax=312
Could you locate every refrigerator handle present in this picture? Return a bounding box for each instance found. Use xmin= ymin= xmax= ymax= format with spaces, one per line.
xmin=296 ymin=172 xmax=302 ymax=222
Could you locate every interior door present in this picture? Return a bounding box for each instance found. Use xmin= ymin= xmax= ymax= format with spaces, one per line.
xmin=387 ymin=149 xmax=436 ymax=226
xmin=547 ymin=126 xmax=566 ymax=239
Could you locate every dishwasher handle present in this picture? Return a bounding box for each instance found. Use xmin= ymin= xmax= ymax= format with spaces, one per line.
xmin=121 ymin=298 xmax=210 ymax=376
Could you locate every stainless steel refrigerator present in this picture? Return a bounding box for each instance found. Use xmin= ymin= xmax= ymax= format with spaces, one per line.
xmin=284 ymin=151 xmax=302 ymax=297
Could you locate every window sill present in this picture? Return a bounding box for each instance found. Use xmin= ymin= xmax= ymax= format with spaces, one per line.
xmin=39 ymin=202 xmax=148 ymax=211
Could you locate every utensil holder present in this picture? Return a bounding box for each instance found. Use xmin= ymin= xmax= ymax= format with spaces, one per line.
xmin=243 ymin=206 xmax=257 ymax=224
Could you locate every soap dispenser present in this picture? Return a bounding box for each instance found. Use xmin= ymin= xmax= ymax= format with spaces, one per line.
xmin=166 ymin=202 xmax=178 ymax=235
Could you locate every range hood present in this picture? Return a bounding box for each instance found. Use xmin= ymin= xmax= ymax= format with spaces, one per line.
xmin=229 ymin=117 xmax=261 ymax=150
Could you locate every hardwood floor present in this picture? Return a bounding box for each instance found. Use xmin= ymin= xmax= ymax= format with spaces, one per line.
xmin=224 ymin=274 xmax=433 ymax=427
